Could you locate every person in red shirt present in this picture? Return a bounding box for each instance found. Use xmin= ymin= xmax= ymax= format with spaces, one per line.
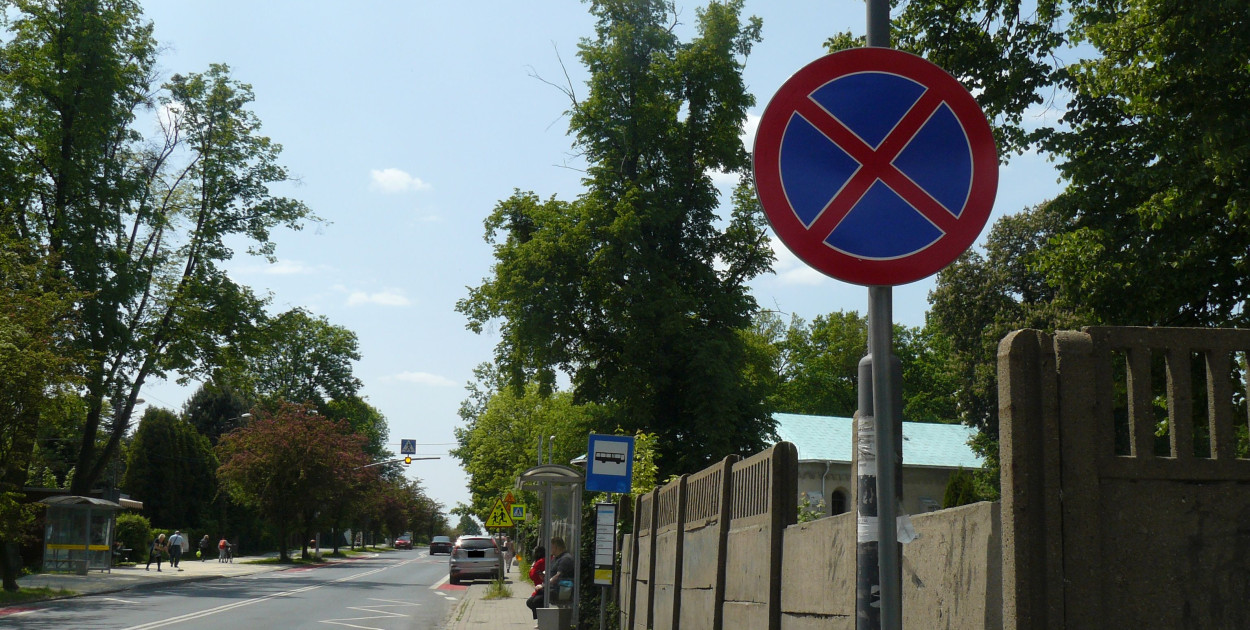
xmin=525 ymin=545 xmax=547 ymax=622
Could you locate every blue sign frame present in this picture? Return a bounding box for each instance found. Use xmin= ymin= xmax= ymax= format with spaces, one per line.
xmin=400 ymin=439 xmax=416 ymax=455
xmin=585 ymin=434 xmax=634 ymax=494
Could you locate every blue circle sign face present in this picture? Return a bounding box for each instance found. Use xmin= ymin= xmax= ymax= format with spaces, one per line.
xmin=753 ymin=48 xmax=998 ymax=286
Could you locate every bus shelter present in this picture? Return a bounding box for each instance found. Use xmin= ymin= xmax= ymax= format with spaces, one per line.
xmin=517 ymin=464 xmax=583 ymax=628
xmin=39 ymin=495 xmax=122 ymax=574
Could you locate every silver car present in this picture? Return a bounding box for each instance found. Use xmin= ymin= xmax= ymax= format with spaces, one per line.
xmin=448 ymin=535 xmax=503 ymax=584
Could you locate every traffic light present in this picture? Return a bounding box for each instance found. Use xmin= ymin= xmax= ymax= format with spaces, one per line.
xmin=404 ymin=456 xmax=412 ymax=465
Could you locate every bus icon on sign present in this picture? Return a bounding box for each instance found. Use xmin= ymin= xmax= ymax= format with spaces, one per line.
xmin=595 ymin=451 xmax=626 ymax=465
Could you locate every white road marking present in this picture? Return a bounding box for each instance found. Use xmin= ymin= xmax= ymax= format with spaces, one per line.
xmin=122 ymin=560 xmax=421 ymax=629
xmin=317 ymin=597 xmax=421 ymax=629
xmin=428 ymin=573 xmax=450 ymax=590
xmin=97 ymin=597 xmax=139 ymax=604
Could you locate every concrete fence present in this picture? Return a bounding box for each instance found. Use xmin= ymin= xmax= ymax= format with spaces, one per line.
xmin=1000 ymin=327 xmax=1250 ymax=630
xmin=619 ymin=326 xmax=1250 ymax=629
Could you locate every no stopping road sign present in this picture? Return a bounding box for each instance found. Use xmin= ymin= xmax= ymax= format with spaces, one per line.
xmin=753 ymin=48 xmax=998 ymax=286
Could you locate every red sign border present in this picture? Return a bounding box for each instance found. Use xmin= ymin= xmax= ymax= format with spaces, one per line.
xmin=753 ymin=48 xmax=998 ymax=286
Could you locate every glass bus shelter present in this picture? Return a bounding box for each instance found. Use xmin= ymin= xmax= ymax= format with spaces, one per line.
xmin=517 ymin=464 xmax=584 ymax=628
xmin=39 ymin=495 xmax=122 ymax=574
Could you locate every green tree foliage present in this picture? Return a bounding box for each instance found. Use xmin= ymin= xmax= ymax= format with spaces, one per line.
xmin=182 ymin=381 xmax=254 ymax=446
xmin=824 ymin=1 xmax=1063 ymax=156
xmin=942 ymin=467 xmax=979 ymax=509
xmin=927 ymin=205 xmax=1082 ymax=498
xmin=325 ymin=396 xmax=390 ymax=459
xmin=122 ymin=407 xmax=218 ymax=529
xmin=0 ymin=230 xmax=79 ymax=591
xmin=458 ymin=0 xmax=775 ymax=478
xmin=761 ymin=310 xmax=960 ymax=423
xmin=452 ymin=381 xmax=596 ymax=517
xmin=928 ymin=205 xmax=1079 ymax=437
xmin=455 ymin=511 xmax=483 ymax=537
xmin=767 ymin=311 xmax=868 ymax=417
xmin=0 ymin=0 xmax=313 ymax=496
xmin=1035 ymin=2 xmax=1250 ymax=328
xmin=215 ymin=403 xmax=371 ymax=561
xmin=228 ymin=308 xmax=363 ymax=407
xmin=113 ymin=512 xmax=152 ymax=564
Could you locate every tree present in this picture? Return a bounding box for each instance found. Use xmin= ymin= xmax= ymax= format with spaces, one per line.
xmin=927 ymin=205 xmax=1085 ymax=499
xmin=453 ymin=509 xmax=482 ymax=537
xmin=458 ymin=0 xmax=775 ymax=478
xmin=122 ymin=407 xmax=218 ymax=529
xmin=451 ymin=383 xmax=596 ymax=517
xmin=761 ymin=310 xmax=960 ymax=423
xmin=867 ymin=0 xmax=1250 ymax=328
xmin=768 ymin=311 xmax=868 ymax=417
xmin=1034 ymin=1 xmax=1250 ymax=328
xmin=228 ymin=308 xmax=363 ymax=407
xmin=325 ymin=396 xmax=390 ymax=459
xmin=0 ymin=0 xmax=313 ymax=497
xmin=182 ymin=381 xmax=253 ymax=446
xmin=0 ymin=231 xmax=78 ymax=591
xmin=215 ymin=403 xmax=370 ymax=561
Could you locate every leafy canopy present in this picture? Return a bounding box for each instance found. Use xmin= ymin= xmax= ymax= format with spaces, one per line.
xmin=458 ymin=0 xmax=775 ymax=477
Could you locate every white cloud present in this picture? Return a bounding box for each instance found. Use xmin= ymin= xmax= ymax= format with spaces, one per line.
xmin=391 ymin=371 xmax=457 ymax=387
xmin=369 ymin=168 xmax=432 ymax=193
xmin=769 ymin=237 xmax=828 ymax=286
xmin=741 ymin=113 xmax=761 ymax=150
xmin=346 ymin=290 xmax=412 ymax=307
xmin=264 ymin=259 xmax=312 ymax=275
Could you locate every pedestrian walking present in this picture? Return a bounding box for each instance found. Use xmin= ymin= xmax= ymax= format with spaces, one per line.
xmin=146 ymin=534 xmax=168 ymax=572
xmin=218 ymin=537 xmax=228 ymax=562
xmin=168 ymin=531 xmax=185 ymax=570
xmin=503 ymin=536 xmax=515 ymax=572
xmin=199 ymin=534 xmax=211 ymax=561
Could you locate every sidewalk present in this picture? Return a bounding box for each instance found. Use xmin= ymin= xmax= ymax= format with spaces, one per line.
xmin=445 ymin=560 xmax=537 ymax=630
xmin=13 ymin=552 xmax=295 ymax=601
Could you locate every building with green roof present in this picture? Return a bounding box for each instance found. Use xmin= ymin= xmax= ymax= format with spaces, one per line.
xmin=773 ymin=412 xmax=983 ymax=518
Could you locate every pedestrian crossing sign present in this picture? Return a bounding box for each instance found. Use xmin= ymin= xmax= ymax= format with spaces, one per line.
xmin=510 ymin=504 xmax=527 ymax=521
xmin=484 ymin=498 xmax=515 ymax=528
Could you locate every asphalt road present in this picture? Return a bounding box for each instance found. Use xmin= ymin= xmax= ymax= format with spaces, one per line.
xmin=4 ymin=550 xmax=463 ymax=630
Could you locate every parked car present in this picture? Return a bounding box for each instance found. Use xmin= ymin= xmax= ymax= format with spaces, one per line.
xmin=394 ymin=534 xmax=413 ymax=550
xmin=429 ymin=535 xmax=453 ymax=555
xmin=448 ymin=535 xmax=503 ymax=585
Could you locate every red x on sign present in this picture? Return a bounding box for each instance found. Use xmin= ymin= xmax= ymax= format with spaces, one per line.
xmin=753 ymin=48 xmax=998 ymax=286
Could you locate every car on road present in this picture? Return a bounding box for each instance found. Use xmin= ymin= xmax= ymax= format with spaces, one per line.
xmin=394 ymin=534 xmax=413 ymax=550
xmin=429 ymin=535 xmax=453 ymax=555
xmin=448 ymin=535 xmax=503 ymax=585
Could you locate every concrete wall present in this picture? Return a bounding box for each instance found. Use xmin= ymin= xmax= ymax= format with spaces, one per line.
xmin=620 ymin=445 xmax=796 ymax=630
xmin=618 ymin=325 xmax=1250 ymax=630
xmin=1000 ymin=327 xmax=1250 ymax=630
xmin=778 ymin=502 xmax=1001 ymax=630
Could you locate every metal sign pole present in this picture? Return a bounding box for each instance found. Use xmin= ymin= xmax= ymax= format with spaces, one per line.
xmin=869 ymin=287 xmax=901 ymax=630
xmin=855 ymin=349 xmax=881 ymax=630
xmin=862 ymin=5 xmax=900 ymax=627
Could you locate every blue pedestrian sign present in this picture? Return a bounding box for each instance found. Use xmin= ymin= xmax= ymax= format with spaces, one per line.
xmin=585 ymin=434 xmax=634 ymax=494
xmin=754 ymin=47 xmax=998 ymax=286
xmin=400 ymin=439 xmax=416 ymax=455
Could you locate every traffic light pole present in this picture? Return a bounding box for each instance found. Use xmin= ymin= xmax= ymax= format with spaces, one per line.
xmin=352 ymin=456 xmax=439 ymax=470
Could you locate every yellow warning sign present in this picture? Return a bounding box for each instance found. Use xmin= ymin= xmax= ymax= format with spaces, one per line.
xmin=484 ymin=497 xmax=515 ymax=528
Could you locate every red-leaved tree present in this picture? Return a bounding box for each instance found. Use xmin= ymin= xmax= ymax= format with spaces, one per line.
xmin=216 ymin=403 xmax=371 ymax=560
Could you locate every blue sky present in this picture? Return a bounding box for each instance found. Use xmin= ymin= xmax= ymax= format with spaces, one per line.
xmin=137 ymin=0 xmax=1064 ymax=514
